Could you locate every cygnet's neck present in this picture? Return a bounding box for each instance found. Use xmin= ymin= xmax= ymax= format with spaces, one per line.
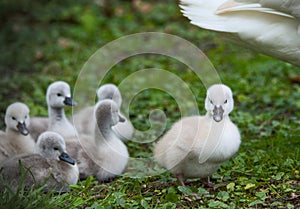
xmin=205 ymin=112 xmax=230 ymax=122
xmin=94 ymin=114 xmax=114 ymax=141
xmin=48 ymin=106 xmax=68 ymax=126
xmin=6 ymin=127 xmax=34 ymax=149
xmin=6 ymin=127 xmax=29 ymax=139
xmin=5 ymin=126 xmax=16 ymax=135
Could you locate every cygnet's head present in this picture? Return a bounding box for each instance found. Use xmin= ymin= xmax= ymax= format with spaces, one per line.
xmin=46 ymin=81 xmax=77 ymax=108
xmin=35 ymin=131 xmax=75 ymax=165
xmin=205 ymin=84 xmax=234 ymax=122
xmin=5 ymin=102 xmax=30 ymax=135
xmin=95 ymin=99 xmax=125 ymax=128
xmin=97 ymin=84 xmax=122 ymax=108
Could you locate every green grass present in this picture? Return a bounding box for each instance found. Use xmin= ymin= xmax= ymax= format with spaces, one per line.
xmin=0 ymin=0 xmax=299 ymax=208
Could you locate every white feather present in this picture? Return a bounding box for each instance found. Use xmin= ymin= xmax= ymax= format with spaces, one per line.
xmin=180 ymin=0 xmax=300 ymax=66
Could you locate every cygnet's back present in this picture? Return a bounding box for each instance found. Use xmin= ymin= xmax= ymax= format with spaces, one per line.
xmin=0 ymin=131 xmax=79 ymax=192
xmin=0 ymin=102 xmax=35 ymax=163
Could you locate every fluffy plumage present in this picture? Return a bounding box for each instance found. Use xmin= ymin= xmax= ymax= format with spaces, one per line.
xmin=0 ymin=102 xmax=35 ymax=163
xmin=29 ymin=81 xmax=77 ymax=141
xmin=72 ymin=84 xmax=134 ymax=141
xmin=154 ymin=84 xmax=241 ymax=186
xmin=67 ymin=99 xmax=129 ymax=181
xmin=0 ymin=131 xmax=79 ymax=192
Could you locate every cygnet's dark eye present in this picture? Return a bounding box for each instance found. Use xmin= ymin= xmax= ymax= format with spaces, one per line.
xmin=57 ymin=93 xmax=62 ymax=97
xmin=12 ymin=117 xmax=16 ymax=120
xmin=53 ymin=147 xmax=59 ymax=151
xmin=224 ymin=100 xmax=228 ymax=104
xmin=210 ymin=99 xmax=213 ymax=104
xmin=25 ymin=115 xmax=28 ymax=119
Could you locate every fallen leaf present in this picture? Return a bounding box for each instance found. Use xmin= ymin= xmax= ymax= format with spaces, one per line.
xmin=244 ymin=183 xmax=256 ymax=190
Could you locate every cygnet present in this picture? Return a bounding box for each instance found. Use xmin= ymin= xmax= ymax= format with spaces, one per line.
xmin=29 ymin=81 xmax=77 ymax=141
xmin=154 ymin=84 xmax=241 ymax=186
xmin=0 ymin=131 xmax=79 ymax=192
xmin=67 ymin=99 xmax=129 ymax=181
xmin=0 ymin=102 xmax=35 ymax=163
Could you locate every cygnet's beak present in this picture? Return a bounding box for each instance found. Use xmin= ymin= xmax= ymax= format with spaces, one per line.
xmin=64 ymin=97 xmax=77 ymax=106
xmin=59 ymin=152 xmax=76 ymax=165
xmin=17 ymin=122 xmax=29 ymax=136
xmin=213 ymin=106 xmax=224 ymax=122
xmin=119 ymin=115 xmax=126 ymax=123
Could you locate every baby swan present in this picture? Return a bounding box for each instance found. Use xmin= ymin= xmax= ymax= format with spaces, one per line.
xmin=0 ymin=131 xmax=79 ymax=192
xmin=154 ymin=84 xmax=241 ymax=186
xmin=72 ymin=83 xmax=134 ymax=141
xmin=29 ymin=81 xmax=77 ymax=141
xmin=0 ymin=102 xmax=35 ymax=163
xmin=67 ymin=99 xmax=129 ymax=181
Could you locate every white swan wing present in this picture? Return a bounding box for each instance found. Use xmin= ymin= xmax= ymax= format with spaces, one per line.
xmin=180 ymin=0 xmax=300 ymax=66
xmin=217 ymin=0 xmax=299 ymax=18
xmin=234 ymin=0 xmax=300 ymax=18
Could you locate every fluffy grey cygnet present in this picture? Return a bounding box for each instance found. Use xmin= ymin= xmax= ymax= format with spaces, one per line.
xmin=0 ymin=131 xmax=79 ymax=192
xmin=67 ymin=99 xmax=129 ymax=181
xmin=29 ymin=81 xmax=77 ymax=141
xmin=0 ymin=102 xmax=35 ymax=163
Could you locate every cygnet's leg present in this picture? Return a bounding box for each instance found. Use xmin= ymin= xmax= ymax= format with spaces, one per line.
xmin=203 ymin=176 xmax=227 ymax=190
xmin=202 ymin=176 xmax=214 ymax=188
xmin=176 ymin=173 xmax=185 ymax=186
